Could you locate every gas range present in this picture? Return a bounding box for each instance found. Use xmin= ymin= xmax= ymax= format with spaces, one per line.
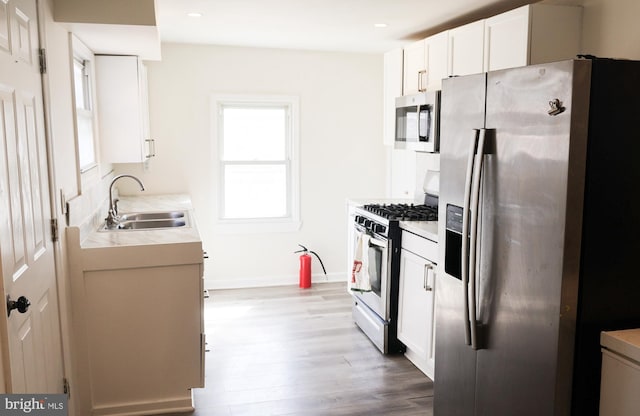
xmin=350 ymin=194 xmax=439 ymax=354
xmin=354 ymin=195 xmax=439 ymax=238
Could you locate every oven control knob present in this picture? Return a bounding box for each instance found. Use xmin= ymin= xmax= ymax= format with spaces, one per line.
xmin=364 ymin=219 xmax=373 ymax=228
xmin=374 ymin=224 xmax=386 ymax=234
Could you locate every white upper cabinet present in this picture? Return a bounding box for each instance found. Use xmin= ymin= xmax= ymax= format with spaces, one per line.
xmin=484 ymin=4 xmax=582 ymax=72
xmin=403 ymin=39 xmax=426 ymax=95
xmin=448 ymin=20 xmax=485 ymax=77
xmin=424 ymin=31 xmax=449 ymax=91
xmin=96 ymin=55 xmax=155 ymax=164
xmin=389 ymin=4 xmax=582 ymax=97
xmin=402 ymin=32 xmax=449 ymax=95
xmin=383 ymin=48 xmax=404 ymax=146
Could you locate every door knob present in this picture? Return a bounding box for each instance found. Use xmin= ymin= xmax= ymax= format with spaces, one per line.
xmin=7 ymin=295 xmax=30 ymax=317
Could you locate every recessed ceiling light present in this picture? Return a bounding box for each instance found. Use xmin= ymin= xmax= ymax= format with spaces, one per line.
xmin=374 ymin=23 xmax=388 ymax=28
xmin=187 ymin=12 xmax=202 ymax=18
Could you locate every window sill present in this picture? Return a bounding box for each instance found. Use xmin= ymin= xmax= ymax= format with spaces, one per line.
xmin=214 ymin=219 xmax=302 ymax=234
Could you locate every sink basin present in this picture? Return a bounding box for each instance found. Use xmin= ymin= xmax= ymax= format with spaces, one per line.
xmin=116 ymin=219 xmax=187 ymax=230
xmin=119 ymin=211 xmax=185 ymax=221
xmin=99 ymin=210 xmax=189 ymax=231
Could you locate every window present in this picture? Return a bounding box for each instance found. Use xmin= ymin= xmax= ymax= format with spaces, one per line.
xmin=213 ymin=95 xmax=300 ymax=232
xmin=70 ymin=35 xmax=97 ymax=175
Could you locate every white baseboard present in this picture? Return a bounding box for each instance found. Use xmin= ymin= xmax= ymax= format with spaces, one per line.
xmin=205 ymin=272 xmax=346 ymax=290
xmin=92 ymin=395 xmax=193 ymax=416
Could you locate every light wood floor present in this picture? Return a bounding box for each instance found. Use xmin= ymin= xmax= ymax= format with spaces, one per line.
xmin=189 ymin=282 xmax=434 ymax=415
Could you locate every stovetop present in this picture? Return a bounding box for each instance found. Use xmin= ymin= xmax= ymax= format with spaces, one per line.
xmin=361 ymin=203 xmax=438 ymax=222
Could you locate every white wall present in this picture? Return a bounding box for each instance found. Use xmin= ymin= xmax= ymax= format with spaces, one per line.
xmin=115 ymin=43 xmax=386 ymax=288
xmin=580 ymin=0 xmax=640 ymax=59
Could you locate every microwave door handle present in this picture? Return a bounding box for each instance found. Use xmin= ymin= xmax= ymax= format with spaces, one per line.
xmin=468 ymin=128 xmax=487 ymax=350
xmin=416 ymin=105 xmax=423 ymax=140
xmin=462 ymin=129 xmax=480 ymax=346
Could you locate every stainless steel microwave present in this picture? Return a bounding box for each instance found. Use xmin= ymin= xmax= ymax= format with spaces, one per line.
xmin=395 ymin=91 xmax=440 ymax=152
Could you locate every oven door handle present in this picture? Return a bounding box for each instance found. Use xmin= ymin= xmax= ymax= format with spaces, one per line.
xmin=367 ymin=237 xmax=387 ymax=249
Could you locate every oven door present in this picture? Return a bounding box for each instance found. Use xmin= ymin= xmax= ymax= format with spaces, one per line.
xmin=353 ymin=231 xmax=390 ymax=320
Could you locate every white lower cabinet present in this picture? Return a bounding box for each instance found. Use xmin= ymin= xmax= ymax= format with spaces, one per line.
xmin=397 ymin=231 xmax=437 ymax=379
xmin=600 ymin=330 xmax=640 ymax=416
xmin=66 ymin=227 xmax=204 ymax=416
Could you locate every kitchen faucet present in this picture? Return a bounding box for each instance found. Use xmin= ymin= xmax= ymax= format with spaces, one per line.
xmin=105 ymin=174 xmax=145 ymax=228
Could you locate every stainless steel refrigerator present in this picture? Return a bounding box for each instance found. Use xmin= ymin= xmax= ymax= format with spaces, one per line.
xmin=435 ymin=58 xmax=640 ymax=416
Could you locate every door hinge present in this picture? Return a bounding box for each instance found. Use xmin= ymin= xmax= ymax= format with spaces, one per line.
xmin=63 ymin=377 xmax=70 ymax=398
xmin=51 ymin=218 xmax=59 ymax=242
xmin=39 ymin=48 xmax=47 ymax=74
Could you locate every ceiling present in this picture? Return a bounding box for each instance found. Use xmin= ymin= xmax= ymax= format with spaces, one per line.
xmin=155 ymin=0 xmax=558 ymax=54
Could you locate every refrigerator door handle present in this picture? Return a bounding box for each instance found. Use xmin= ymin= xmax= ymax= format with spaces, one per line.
xmin=469 ymin=128 xmax=487 ymax=350
xmin=462 ymin=129 xmax=480 ymax=346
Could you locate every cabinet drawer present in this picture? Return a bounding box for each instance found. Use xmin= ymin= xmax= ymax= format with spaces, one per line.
xmin=402 ymin=231 xmax=437 ymax=262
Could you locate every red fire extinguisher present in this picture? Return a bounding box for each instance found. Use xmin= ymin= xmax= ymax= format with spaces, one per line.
xmin=294 ymin=244 xmax=327 ymax=289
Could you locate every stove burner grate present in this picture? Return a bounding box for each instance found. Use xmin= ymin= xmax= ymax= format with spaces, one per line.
xmin=362 ymin=203 xmax=438 ymax=221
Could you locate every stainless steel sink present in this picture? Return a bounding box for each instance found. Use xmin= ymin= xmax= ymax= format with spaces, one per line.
xmin=99 ymin=210 xmax=189 ymax=231
xmin=119 ymin=211 xmax=186 ymax=221
xmin=116 ymin=219 xmax=187 ymax=230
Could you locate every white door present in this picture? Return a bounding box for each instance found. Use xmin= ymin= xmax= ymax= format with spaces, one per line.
xmin=0 ymin=0 xmax=64 ymax=393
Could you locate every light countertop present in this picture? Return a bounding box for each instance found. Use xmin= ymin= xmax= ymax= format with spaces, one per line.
xmin=81 ymin=194 xmax=202 ymax=249
xmin=400 ymin=221 xmax=439 ymax=242
xmin=601 ymin=329 xmax=640 ymax=363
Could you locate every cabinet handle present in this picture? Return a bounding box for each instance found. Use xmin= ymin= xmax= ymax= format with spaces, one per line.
xmin=145 ymin=139 xmax=156 ymax=158
xmin=424 ymin=263 xmax=433 ymax=291
xmin=418 ymin=70 xmax=427 ymax=92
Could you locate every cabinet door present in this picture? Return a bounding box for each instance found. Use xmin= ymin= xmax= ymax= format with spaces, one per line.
xmin=403 ymin=39 xmax=426 ymax=95
xmin=397 ymin=247 xmax=436 ymax=372
xmin=83 ymin=264 xmax=203 ymax=411
xmin=383 ymin=48 xmax=403 ymax=146
xmin=425 ymin=31 xmax=449 ymax=91
xmin=448 ymin=20 xmax=485 ymax=77
xmin=96 ymin=55 xmax=152 ymax=163
xmin=138 ymin=62 xmax=155 ymax=159
xmin=389 ymin=149 xmax=416 ymax=198
xmin=484 ymin=6 xmax=530 ymax=72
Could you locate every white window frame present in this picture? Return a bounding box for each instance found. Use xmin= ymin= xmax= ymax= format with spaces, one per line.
xmin=211 ymin=94 xmax=301 ymax=233
xmin=70 ymin=35 xmax=100 ymax=191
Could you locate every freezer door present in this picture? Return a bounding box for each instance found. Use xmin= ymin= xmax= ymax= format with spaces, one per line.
xmin=434 ymin=73 xmax=487 ymax=416
xmin=473 ymin=60 xmax=589 ymax=416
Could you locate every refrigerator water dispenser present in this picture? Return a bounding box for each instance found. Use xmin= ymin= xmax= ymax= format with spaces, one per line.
xmin=444 ymin=204 xmax=464 ymax=280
